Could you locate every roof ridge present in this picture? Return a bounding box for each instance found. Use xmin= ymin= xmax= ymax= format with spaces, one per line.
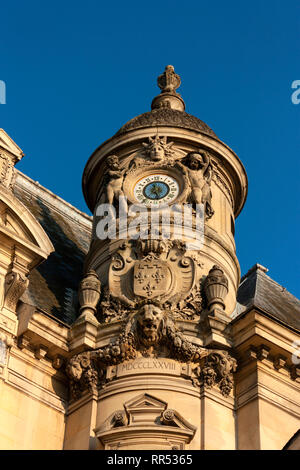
xmin=240 ymin=263 xmax=268 ymax=282
xmin=257 ymin=269 xmax=300 ymax=301
xmin=15 ymin=170 xmax=92 ymax=228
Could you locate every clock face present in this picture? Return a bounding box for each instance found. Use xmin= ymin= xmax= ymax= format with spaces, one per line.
xmin=133 ymin=174 xmax=180 ymax=206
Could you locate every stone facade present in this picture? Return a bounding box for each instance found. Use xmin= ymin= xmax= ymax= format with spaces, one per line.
xmin=0 ymin=67 xmax=299 ymax=450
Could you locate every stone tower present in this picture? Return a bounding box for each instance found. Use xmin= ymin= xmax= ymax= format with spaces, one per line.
xmin=64 ymin=65 xmax=248 ymax=450
xmin=0 ymin=68 xmax=298 ymax=451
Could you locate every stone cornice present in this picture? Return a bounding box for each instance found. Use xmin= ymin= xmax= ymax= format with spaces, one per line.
xmin=231 ymin=308 xmax=300 ymax=350
xmin=17 ymin=303 xmax=69 ymax=361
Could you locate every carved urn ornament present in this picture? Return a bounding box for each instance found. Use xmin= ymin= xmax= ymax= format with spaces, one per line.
xmin=204 ymin=265 xmax=229 ymax=311
xmin=78 ymin=270 xmax=101 ymax=315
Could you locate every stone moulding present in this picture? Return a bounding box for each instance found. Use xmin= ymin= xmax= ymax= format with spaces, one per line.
xmin=242 ymin=343 xmax=300 ymax=382
xmin=94 ymin=392 xmax=197 ymax=450
xmin=66 ymin=305 xmax=237 ymax=401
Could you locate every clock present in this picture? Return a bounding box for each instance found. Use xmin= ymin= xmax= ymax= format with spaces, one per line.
xmin=133 ymin=174 xmax=180 ymax=206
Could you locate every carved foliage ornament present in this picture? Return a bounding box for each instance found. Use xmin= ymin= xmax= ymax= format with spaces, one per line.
xmin=4 ymin=271 xmax=29 ymax=312
xmin=192 ymin=351 xmax=237 ymax=397
xmin=66 ymin=303 xmax=236 ymax=400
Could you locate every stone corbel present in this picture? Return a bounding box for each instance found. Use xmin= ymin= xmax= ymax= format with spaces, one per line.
xmin=0 ymin=259 xmax=29 ymax=339
xmin=17 ymin=333 xmax=31 ymax=350
xmin=242 ymin=344 xmax=298 ymax=382
xmin=273 ymin=354 xmax=287 ymax=371
xmin=16 ymin=303 xmax=69 ymax=368
xmin=3 ymin=271 xmax=29 ymax=313
xmin=256 ymin=344 xmax=270 ymax=362
xmin=34 ymin=344 xmax=48 ymax=360
xmin=290 ymin=365 xmax=300 ymax=382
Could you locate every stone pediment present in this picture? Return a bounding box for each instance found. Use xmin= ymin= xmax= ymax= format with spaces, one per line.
xmin=0 ymin=187 xmax=54 ymax=262
xmin=94 ymin=392 xmax=197 ymax=450
xmin=125 ymin=392 xmax=167 ymax=411
xmin=124 ymin=393 xmax=167 ymax=425
xmin=0 ymin=129 xmax=24 ymax=161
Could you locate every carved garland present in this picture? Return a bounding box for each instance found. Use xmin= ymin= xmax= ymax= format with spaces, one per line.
xmin=66 ymin=305 xmax=236 ymax=400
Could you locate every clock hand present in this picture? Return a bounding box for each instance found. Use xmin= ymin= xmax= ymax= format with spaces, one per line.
xmin=150 ymin=183 xmax=163 ymax=198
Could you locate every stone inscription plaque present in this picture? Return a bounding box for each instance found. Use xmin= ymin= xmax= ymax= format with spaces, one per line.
xmin=106 ymin=358 xmax=191 ymax=380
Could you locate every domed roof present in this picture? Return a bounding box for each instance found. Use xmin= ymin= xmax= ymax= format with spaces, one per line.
xmin=115 ymin=107 xmax=219 ymax=139
xmin=115 ymin=66 xmax=219 ymax=140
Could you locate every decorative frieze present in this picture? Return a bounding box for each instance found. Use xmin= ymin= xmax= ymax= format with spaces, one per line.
xmin=66 ymin=301 xmax=237 ymax=400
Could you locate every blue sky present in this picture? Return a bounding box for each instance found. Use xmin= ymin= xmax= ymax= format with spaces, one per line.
xmin=1 ymin=0 xmax=299 ymax=297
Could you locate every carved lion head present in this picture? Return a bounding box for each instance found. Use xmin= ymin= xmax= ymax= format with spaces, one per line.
xmin=136 ymin=303 xmax=165 ymax=347
xmin=66 ymin=357 xmax=83 ymax=382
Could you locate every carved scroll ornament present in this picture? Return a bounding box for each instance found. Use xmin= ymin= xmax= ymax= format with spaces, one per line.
xmin=3 ymin=271 xmax=29 ymax=312
xmin=66 ymin=302 xmax=236 ymax=400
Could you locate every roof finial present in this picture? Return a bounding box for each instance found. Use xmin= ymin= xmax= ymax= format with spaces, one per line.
xmin=151 ymin=65 xmax=185 ymax=112
xmin=157 ymin=65 xmax=181 ymax=94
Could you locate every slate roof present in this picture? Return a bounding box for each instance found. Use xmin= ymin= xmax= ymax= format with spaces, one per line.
xmin=14 ymin=171 xmax=92 ymax=324
xmin=115 ymin=108 xmax=219 ymax=140
xmin=235 ymin=264 xmax=300 ymax=331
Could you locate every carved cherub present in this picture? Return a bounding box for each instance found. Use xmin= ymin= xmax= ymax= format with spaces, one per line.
xmin=182 ymin=150 xmax=214 ymax=219
xmin=105 ymin=155 xmax=126 ymax=206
